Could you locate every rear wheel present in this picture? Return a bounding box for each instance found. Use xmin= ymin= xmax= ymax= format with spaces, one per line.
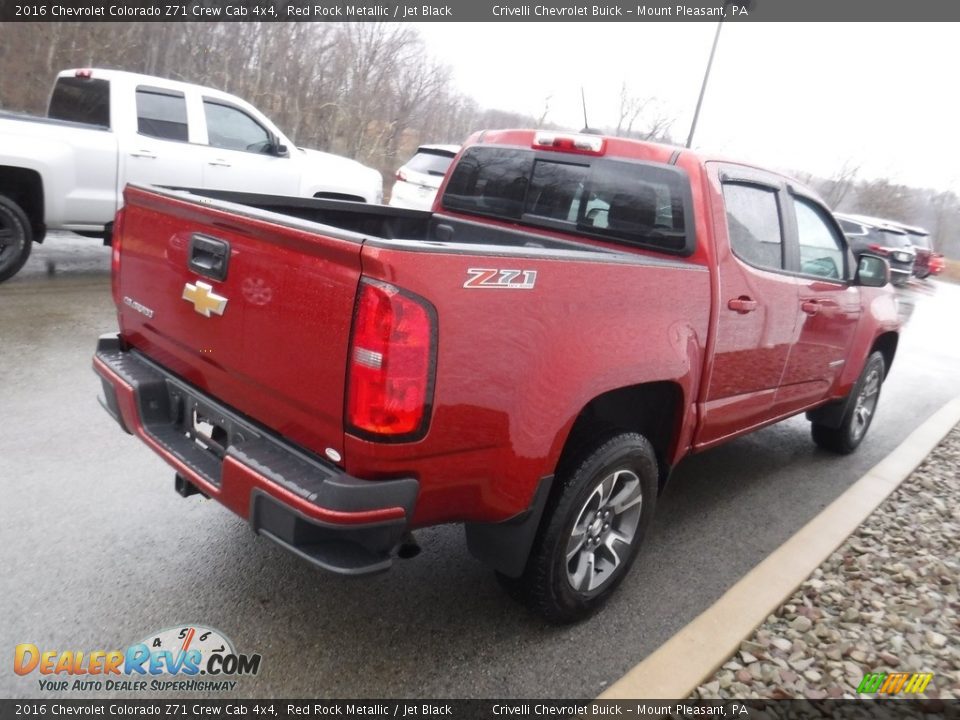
xmin=501 ymin=432 xmax=658 ymax=624
xmin=812 ymin=351 xmax=885 ymax=454
xmin=0 ymin=195 xmax=32 ymax=283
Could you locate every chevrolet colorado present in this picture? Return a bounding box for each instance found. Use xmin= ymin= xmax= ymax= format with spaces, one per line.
xmin=0 ymin=68 xmax=383 ymax=282
xmin=94 ymin=130 xmax=900 ymax=622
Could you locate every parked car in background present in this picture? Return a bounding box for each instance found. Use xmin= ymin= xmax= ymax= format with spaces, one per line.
xmin=0 ymin=68 xmax=383 ymax=283
xmin=388 ymin=144 xmax=460 ymax=210
xmin=835 ymin=213 xmax=915 ymax=286
xmin=892 ymin=222 xmax=944 ymax=279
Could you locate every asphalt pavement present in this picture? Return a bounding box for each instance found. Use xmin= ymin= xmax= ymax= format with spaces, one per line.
xmin=2 ymin=234 xmax=959 ymax=699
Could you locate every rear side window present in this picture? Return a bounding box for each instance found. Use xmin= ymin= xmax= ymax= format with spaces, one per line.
xmin=136 ymin=88 xmax=188 ymax=141
xmin=723 ymin=183 xmax=784 ymax=271
xmin=442 ymin=146 xmax=692 ymax=254
xmin=48 ymin=77 xmax=110 ymax=127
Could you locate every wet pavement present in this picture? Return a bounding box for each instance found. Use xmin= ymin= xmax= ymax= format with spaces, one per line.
xmin=2 ymin=234 xmax=959 ymax=699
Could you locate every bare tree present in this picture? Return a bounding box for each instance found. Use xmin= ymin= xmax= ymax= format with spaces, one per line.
xmin=848 ymin=178 xmax=911 ymax=220
xmin=819 ymin=159 xmax=861 ymax=209
xmin=615 ymin=82 xmax=650 ymax=137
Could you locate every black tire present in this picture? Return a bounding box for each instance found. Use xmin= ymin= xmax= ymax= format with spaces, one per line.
xmin=500 ymin=432 xmax=658 ymax=624
xmin=812 ymin=351 xmax=885 ymax=454
xmin=0 ymin=194 xmax=33 ymax=283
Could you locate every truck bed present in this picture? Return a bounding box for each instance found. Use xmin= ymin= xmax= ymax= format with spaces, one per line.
xmin=175 ymin=187 xmax=680 ymax=264
xmin=0 ymin=110 xmax=109 ymax=131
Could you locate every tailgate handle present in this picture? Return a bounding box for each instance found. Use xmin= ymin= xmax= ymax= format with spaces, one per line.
xmin=188 ymin=234 xmax=231 ymax=282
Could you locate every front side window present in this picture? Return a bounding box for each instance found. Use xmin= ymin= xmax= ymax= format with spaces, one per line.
xmin=793 ymin=197 xmax=846 ymax=280
xmin=136 ymin=88 xmax=188 ymax=141
xmin=203 ymin=100 xmax=272 ymax=153
xmin=723 ymin=183 xmax=784 ymax=271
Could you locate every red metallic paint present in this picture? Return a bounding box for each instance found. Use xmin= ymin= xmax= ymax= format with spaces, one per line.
xmin=105 ymin=130 xmax=901 ymax=537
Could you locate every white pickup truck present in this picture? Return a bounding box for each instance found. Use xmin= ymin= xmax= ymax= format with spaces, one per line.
xmin=0 ymin=68 xmax=384 ymax=282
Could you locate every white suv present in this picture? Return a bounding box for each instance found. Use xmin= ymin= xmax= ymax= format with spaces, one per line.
xmin=388 ymin=145 xmax=460 ymax=211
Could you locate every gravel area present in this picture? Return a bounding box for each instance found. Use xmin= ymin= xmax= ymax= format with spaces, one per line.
xmin=692 ymin=424 xmax=960 ymax=700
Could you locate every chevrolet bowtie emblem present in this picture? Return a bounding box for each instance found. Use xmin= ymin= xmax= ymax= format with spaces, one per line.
xmin=182 ymin=281 xmax=228 ymax=317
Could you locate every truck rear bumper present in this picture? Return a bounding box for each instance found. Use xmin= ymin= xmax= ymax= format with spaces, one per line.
xmin=93 ymin=334 xmax=418 ymax=576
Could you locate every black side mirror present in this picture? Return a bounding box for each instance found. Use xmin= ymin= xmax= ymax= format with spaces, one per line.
xmin=267 ymin=133 xmax=289 ymax=157
xmin=855 ymin=253 xmax=890 ymax=287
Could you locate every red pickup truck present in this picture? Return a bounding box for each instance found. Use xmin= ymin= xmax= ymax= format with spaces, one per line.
xmin=94 ymin=130 xmax=900 ymax=622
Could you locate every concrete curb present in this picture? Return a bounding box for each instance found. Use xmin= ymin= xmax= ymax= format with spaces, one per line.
xmin=599 ymin=395 xmax=960 ymax=700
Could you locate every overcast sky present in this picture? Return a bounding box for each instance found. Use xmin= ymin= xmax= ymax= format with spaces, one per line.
xmin=411 ymin=22 xmax=959 ymax=195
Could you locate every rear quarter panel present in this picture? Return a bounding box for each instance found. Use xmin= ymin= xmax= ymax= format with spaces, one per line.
xmin=0 ymin=118 xmax=118 ymax=228
xmin=346 ymin=244 xmax=711 ymax=527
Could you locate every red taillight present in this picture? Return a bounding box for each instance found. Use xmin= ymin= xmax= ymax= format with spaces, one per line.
xmin=396 ymin=169 xmax=407 ymax=182
xmin=346 ymin=280 xmax=436 ymax=439
xmin=868 ymin=244 xmax=888 ymax=255
xmin=111 ymin=208 xmax=125 ymax=307
xmin=75 ymin=69 xmax=93 ymax=79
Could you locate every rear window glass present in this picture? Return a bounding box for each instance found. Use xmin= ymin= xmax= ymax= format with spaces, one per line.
xmin=405 ymin=150 xmax=456 ymax=177
xmin=838 ymin=219 xmax=865 ymax=235
xmin=879 ymin=230 xmax=911 ymax=248
xmin=48 ymin=77 xmax=110 ymax=127
xmin=442 ymin=146 xmax=692 ymax=254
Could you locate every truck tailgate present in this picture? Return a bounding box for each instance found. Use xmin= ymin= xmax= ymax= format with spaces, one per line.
xmin=115 ymin=185 xmax=362 ymax=460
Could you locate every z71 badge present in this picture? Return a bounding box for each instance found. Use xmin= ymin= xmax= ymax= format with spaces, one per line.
xmin=463 ymin=268 xmax=537 ymax=290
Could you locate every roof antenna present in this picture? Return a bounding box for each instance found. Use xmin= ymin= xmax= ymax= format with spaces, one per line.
xmin=580 ymin=86 xmax=591 ymax=133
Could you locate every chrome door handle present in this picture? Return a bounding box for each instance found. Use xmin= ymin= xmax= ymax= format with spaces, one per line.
xmin=129 ymin=151 xmax=157 ymax=159
xmin=207 ymin=160 xmax=231 ymax=168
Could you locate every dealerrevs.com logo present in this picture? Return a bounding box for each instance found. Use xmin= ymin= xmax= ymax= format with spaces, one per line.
xmin=14 ymin=625 xmax=262 ymax=692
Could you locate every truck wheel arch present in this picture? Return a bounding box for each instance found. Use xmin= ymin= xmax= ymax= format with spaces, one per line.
xmin=0 ymin=166 xmax=45 ymax=243
xmin=464 ymin=381 xmax=684 ymax=577
xmin=871 ymin=331 xmax=898 ymax=378
xmin=555 ymin=381 xmax=685 ymax=494
xmin=807 ymin=331 xmax=898 ymax=430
